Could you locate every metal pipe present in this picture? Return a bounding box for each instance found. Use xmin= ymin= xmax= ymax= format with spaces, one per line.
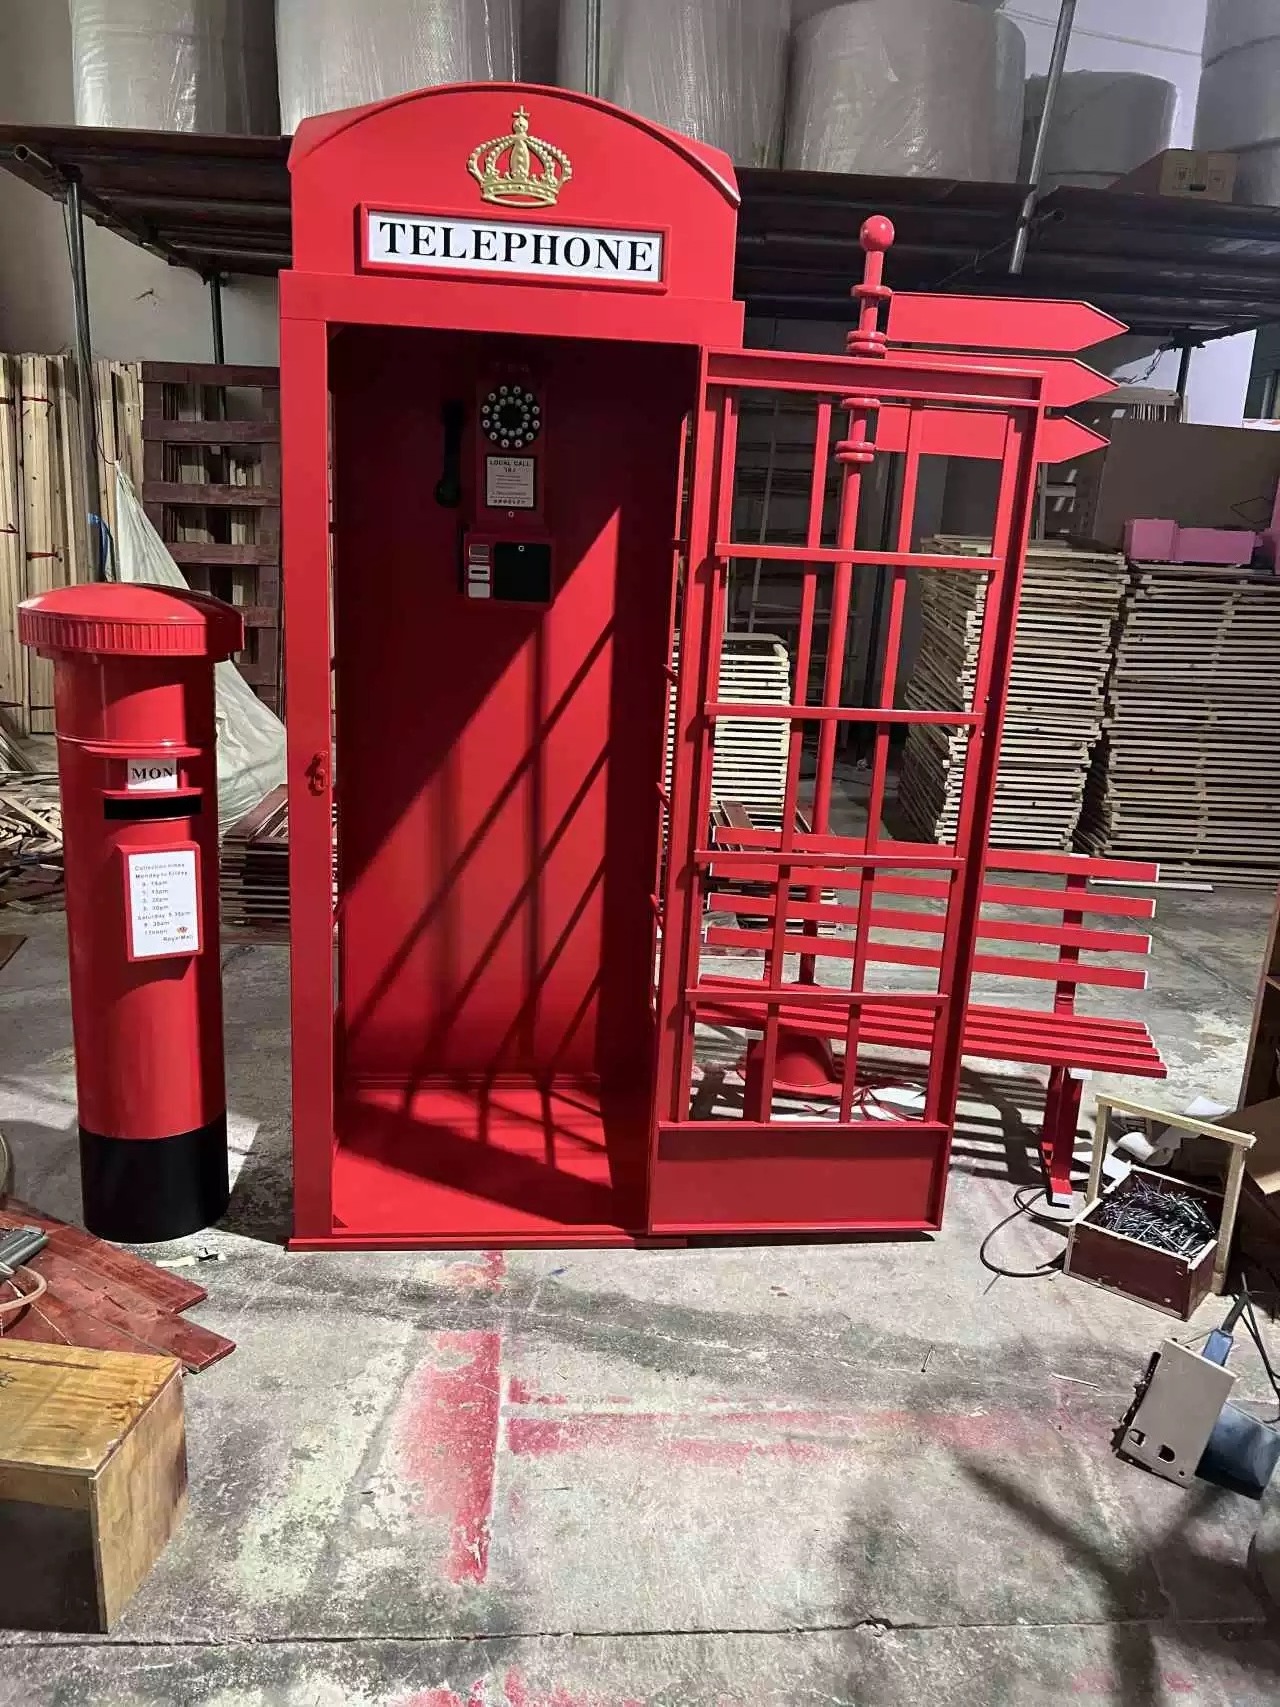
xmin=585 ymin=0 xmax=602 ymax=97
xmin=209 ymin=272 xmax=226 ymax=364
xmin=1009 ymin=0 xmax=1077 ymax=276
xmin=66 ymin=174 xmax=106 ymax=580
xmin=1176 ymin=341 xmax=1194 ymax=406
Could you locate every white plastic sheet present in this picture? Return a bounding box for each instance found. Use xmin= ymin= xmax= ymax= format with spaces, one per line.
xmin=69 ymin=0 xmax=278 ymax=133
xmin=784 ymin=0 xmax=1025 ymax=182
xmin=1021 ymin=71 xmax=1177 ymax=189
xmin=114 ymin=468 xmax=286 ymax=831
xmin=1196 ymin=37 xmax=1280 ymax=153
xmin=277 ymin=0 xmax=519 ymax=132
xmin=557 ymin=0 xmax=790 ymax=167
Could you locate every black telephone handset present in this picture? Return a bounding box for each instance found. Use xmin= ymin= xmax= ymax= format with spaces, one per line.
xmin=434 ymin=399 xmax=465 ymax=508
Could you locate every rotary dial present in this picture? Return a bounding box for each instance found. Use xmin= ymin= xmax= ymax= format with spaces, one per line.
xmin=481 ymin=384 xmax=541 ymax=451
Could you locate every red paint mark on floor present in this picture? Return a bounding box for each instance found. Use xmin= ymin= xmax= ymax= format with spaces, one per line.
xmin=504 ymin=1403 xmax=1046 ymax=1460
xmin=502 ymin=1671 xmax=645 ymax=1707
xmin=396 ymin=1329 xmax=501 ymax=1584
xmin=445 ymin=1249 xmax=507 ymax=1292
xmin=507 ymin=1377 xmax=569 ymax=1406
xmin=1070 ymin=1671 xmax=1194 ymax=1697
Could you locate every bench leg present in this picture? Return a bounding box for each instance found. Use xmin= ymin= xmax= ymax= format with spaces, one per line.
xmin=1039 ymin=1068 xmax=1084 ymax=1206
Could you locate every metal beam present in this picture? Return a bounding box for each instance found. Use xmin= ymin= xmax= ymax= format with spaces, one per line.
xmin=66 ymin=174 xmax=106 ymax=580
xmin=1010 ymin=0 xmax=1077 ymax=276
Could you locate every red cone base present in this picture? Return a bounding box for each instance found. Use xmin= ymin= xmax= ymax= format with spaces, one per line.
xmin=743 ymin=1027 xmax=841 ymax=1116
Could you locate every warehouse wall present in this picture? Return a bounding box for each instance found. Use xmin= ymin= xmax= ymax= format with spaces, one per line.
xmin=0 ymin=0 xmax=279 ymax=363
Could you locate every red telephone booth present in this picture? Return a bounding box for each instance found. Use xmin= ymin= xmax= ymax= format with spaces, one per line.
xmin=281 ymin=82 xmax=1120 ymax=1249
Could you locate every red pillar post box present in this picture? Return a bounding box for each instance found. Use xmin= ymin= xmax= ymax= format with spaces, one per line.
xmin=18 ymin=584 xmax=244 ymax=1241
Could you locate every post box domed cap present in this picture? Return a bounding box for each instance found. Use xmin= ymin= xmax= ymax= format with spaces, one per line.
xmin=18 ymin=583 xmax=245 ymax=660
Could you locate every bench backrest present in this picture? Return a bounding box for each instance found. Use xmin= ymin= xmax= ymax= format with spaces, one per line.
xmin=704 ymin=843 xmax=1158 ymax=1013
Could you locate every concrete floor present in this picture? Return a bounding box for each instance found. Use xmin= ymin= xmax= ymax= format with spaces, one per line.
xmin=3 ymin=887 xmax=1280 ymax=1705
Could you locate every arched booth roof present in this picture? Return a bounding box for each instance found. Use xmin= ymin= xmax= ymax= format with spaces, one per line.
xmin=285 ymin=81 xmax=744 ymax=348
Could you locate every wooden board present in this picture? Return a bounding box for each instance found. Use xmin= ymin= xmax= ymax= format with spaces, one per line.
xmin=0 ymin=1193 xmax=234 ymax=1371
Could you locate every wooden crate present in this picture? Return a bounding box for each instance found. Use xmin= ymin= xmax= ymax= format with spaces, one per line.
xmin=1066 ymin=1166 xmax=1224 ymax=1320
xmin=141 ymin=361 xmax=282 ymax=712
xmin=0 ymin=1340 xmax=186 ymax=1631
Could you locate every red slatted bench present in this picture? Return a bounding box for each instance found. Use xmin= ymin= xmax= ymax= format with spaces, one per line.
xmin=699 ymin=848 xmax=1166 ymax=1203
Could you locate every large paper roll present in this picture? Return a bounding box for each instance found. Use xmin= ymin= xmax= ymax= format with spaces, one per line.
xmin=557 ymin=0 xmax=790 ymax=167
xmin=784 ymin=0 xmax=1025 ymax=182
xmin=1021 ymin=71 xmax=1176 ymax=189
xmin=1203 ymin=0 xmax=1280 ymax=64
xmin=277 ymin=0 xmax=518 ymax=133
xmin=1195 ymin=36 xmax=1280 ymax=153
xmin=70 ymin=0 xmax=278 ymax=132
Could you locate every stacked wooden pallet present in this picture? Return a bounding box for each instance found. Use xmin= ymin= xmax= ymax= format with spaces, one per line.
xmin=0 ymin=357 xmax=143 ymax=736
xmin=141 ymin=363 xmax=282 ymax=712
xmin=667 ymin=632 xmax=792 ymax=825
xmin=219 ymin=783 xmax=290 ymax=940
xmin=898 ymin=538 xmax=1127 ymax=850
xmin=1078 ymin=562 xmax=1280 ymax=884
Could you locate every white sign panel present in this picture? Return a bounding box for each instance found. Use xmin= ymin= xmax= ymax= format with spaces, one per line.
xmin=486 ymin=455 xmax=536 ymax=510
xmin=365 ymin=210 xmax=664 ymax=286
xmin=127 ymin=848 xmax=201 ymax=959
xmin=126 ymin=758 xmax=178 ymax=793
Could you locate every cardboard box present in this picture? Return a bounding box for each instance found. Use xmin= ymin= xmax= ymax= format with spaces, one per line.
xmin=1070 ymin=420 xmax=1280 ymax=549
xmin=1114 ymin=148 xmax=1237 ymax=202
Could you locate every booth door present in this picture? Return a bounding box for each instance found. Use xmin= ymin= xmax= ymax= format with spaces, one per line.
xmin=650 ymin=344 xmax=1041 ymax=1236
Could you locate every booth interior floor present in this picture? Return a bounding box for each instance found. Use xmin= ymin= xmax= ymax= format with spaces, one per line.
xmin=1 ymin=883 xmax=1280 ymax=1706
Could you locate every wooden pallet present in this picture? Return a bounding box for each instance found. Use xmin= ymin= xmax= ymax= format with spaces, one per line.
xmin=141 ymin=362 xmax=282 ymax=713
xmin=0 ymin=356 xmax=142 ymax=737
xmin=898 ymin=538 xmax=1127 ymax=850
xmin=1079 ymin=562 xmax=1280 ymax=883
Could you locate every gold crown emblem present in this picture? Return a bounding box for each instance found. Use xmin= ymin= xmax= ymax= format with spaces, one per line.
xmin=467 ymin=106 xmax=573 ymax=209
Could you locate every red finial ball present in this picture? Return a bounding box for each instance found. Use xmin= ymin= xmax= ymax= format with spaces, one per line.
xmin=860 ymin=215 xmax=895 ymax=253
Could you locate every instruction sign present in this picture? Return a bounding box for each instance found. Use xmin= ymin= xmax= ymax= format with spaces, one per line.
xmin=125 ymin=847 xmax=201 ymax=960
xmin=485 ymin=455 xmax=536 ymax=510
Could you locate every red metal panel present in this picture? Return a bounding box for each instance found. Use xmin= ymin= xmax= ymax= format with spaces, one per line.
xmin=281 ymin=313 xmax=337 ymax=1244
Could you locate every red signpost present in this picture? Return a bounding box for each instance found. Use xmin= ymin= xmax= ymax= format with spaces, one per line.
xmin=280 ymin=82 xmax=1124 ymax=1249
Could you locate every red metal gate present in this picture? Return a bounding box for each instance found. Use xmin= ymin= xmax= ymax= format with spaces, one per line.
xmin=650 ymin=222 xmax=1118 ymax=1236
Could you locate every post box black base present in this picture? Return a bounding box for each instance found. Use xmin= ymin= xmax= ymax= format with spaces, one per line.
xmin=78 ymin=1115 xmax=230 ymax=1243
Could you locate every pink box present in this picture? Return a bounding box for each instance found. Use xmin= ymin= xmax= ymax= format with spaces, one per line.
xmin=1124 ymin=518 xmax=1257 ymax=565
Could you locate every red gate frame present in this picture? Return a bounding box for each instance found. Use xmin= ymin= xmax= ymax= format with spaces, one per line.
xmin=649 ymin=227 xmax=1123 ymax=1235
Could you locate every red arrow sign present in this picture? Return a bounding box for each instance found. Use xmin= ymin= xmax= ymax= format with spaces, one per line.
xmin=875 ymin=408 xmax=1109 ymax=465
xmin=887 ymin=293 xmax=1126 ymax=353
xmin=913 ymin=351 xmax=1115 ymax=409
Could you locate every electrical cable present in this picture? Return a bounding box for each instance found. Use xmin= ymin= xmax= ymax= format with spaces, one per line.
xmin=0 ymin=1265 xmax=46 ymax=1321
xmin=1240 ymin=1287 xmax=1280 ymax=1424
xmin=978 ymin=1183 xmax=1074 ymax=1280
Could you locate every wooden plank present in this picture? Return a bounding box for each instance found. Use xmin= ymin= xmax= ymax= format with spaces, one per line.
xmin=0 ymin=355 xmax=26 ymax=731
xmin=141 ymin=361 xmax=280 ymax=388
xmin=27 ymin=1250 xmax=233 ymax=1374
xmin=0 ymin=1196 xmax=207 ymax=1313
xmin=142 ymin=419 xmax=277 ymax=445
xmin=20 ymin=356 xmax=56 ymax=717
xmin=94 ymin=1364 xmax=187 ymax=1629
xmin=53 ymin=357 xmax=88 ymax=587
xmin=144 ymin=481 xmax=279 ymax=506
xmin=164 ymin=541 xmax=279 ymax=568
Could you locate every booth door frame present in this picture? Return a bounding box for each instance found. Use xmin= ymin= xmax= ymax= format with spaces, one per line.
xmin=649 ymin=343 xmax=1045 ymax=1237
